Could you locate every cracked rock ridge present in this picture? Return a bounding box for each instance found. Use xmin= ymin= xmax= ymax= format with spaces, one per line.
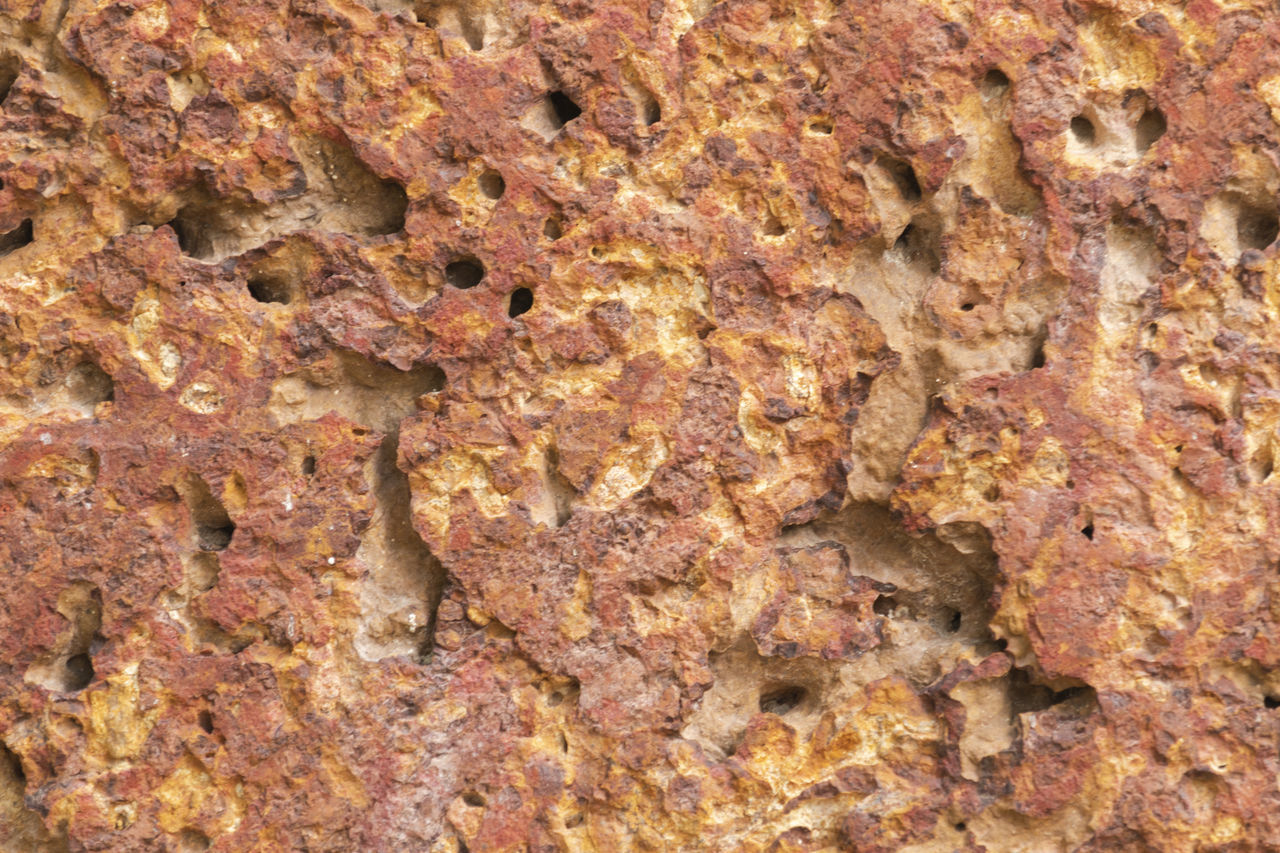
xmin=1 ymin=0 xmax=1278 ymax=849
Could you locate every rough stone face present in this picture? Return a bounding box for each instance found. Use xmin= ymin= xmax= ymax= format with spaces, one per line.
xmin=2 ymin=0 xmax=1279 ymax=849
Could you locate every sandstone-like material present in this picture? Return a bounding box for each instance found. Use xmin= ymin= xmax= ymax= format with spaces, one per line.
xmin=2 ymin=0 xmax=1278 ymax=849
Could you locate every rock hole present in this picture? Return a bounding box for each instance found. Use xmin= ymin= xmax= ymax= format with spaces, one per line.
xmin=461 ymin=17 xmax=484 ymax=50
xmin=1 ymin=745 xmax=23 ymax=787
xmin=955 ymin=822 xmax=967 ymax=832
xmin=807 ymin=117 xmax=834 ymax=135
xmin=890 ymin=220 xmax=941 ymax=273
xmin=0 ymin=218 xmax=33 ymax=258
xmin=1135 ymin=107 xmax=1166 ymax=152
xmin=1070 ymin=115 xmax=1096 ymax=146
xmin=242 ymin=244 xmax=310 ymax=305
xmin=0 ymin=742 xmax=52 ymax=849
xmin=25 ymin=582 xmax=103 ymax=693
xmin=533 ymin=444 xmax=575 ymax=528
xmin=378 ymin=182 xmax=409 ymax=234
xmin=67 ymin=361 xmax=115 ymax=409
xmin=565 ymin=813 xmax=584 ymax=829
xmin=188 ymin=552 xmax=220 ymax=593
xmin=548 ymin=91 xmax=582 ymax=127
xmin=63 ymin=654 xmax=94 ymax=691
xmin=1253 ymin=444 xmax=1273 ymax=482
xmin=1049 ymin=685 xmax=1097 ymax=706
xmin=879 ymin=156 xmax=922 ymax=202
xmin=960 ymin=302 xmax=975 ymax=312
xmin=168 ymin=209 xmax=211 ymax=259
xmin=445 ymin=258 xmax=485 ymax=289
xmin=1029 ymin=327 xmax=1048 ymax=369
xmin=944 ymin=608 xmax=962 ymax=633
xmin=168 ymin=139 xmax=407 ymax=261
xmin=247 ymin=272 xmax=293 ymax=305
xmin=197 ymin=710 xmax=214 ymax=733
xmin=478 ymin=169 xmax=505 ymax=200
xmin=462 ymin=791 xmax=486 ymax=808
xmin=980 ymin=68 xmax=1010 ymax=98
xmin=353 ymin=431 xmax=447 ymax=663
xmin=302 ymin=454 xmax=317 ymax=476
xmin=177 ymin=828 xmax=211 ymax=852
xmin=893 ymin=226 xmax=913 ymax=253
xmin=1009 ymin=669 xmax=1097 ymax=715
xmin=414 ymin=1 xmax=486 ymax=50
xmin=300 ymin=137 xmax=409 ymax=238
xmin=0 ymin=54 xmax=17 ymax=106
xmin=0 ymin=742 xmax=42 ymax=848
xmin=543 ymin=217 xmax=563 ymax=240
xmin=1266 ymin=695 xmax=1280 ymax=709
xmin=873 ymin=594 xmax=898 ymax=616
xmin=762 ymin=212 xmax=786 ymax=236
xmin=268 ymin=351 xmax=443 ymax=433
xmin=622 ymin=73 xmax=662 ymax=130
xmin=177 ymin=473 xmax=236 ymax=551
xmin=1008 ymin=671 xmax=1057 ymax=714
xmin=507 ymin=287 xmax=533 ymax=318
xmin=983 ymin=484 xmax=1001 ymax=502
xmin=1237 ymin=205 xmax=1279 ymax=251
xmin=759 ymin=685 xmax=806 ymax=716
xmin=643 ymin=94 xmax=662 ymax=126
xmin=1081 ymin=523 xmax=1094 ymax=540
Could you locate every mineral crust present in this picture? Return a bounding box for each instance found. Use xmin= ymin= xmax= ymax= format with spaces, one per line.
xmin=2 ymin=0 xmax=1279 ymax=849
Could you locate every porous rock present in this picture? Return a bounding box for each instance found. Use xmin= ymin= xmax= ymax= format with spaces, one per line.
xmin=0 ymin=0 xmax=1277 ymax=850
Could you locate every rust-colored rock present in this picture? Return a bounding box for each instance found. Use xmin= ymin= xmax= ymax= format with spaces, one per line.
xmin=2 ymin=0 xmax=1279 ymax=849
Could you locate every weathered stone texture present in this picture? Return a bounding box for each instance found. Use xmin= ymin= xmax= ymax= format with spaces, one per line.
xmin=2 ymin=0 xmax=1279 ymax=849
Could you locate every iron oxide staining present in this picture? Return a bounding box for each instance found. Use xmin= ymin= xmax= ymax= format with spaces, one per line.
xmin=9 ymin=0 xmax=1280 ymax=847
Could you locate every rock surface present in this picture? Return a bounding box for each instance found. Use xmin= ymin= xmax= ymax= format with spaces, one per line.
xmin=2 ymin=0 xmax=1279 ymax=849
